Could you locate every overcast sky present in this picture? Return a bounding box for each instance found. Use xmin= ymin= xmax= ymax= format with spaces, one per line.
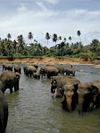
xmin=0 ymin=0 xmax=100 ymax=47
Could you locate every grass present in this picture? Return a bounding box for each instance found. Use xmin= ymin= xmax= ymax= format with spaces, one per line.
xmin=0 ymin=61 xmax=21 ymax=64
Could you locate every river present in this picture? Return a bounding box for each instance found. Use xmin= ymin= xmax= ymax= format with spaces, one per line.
xmin=0 ymin=64 xmax=100 ymax=133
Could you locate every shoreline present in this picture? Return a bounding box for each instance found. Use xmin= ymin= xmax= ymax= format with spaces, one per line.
xmin=0 ymin=57 xmax=99 ymax=67
xmin=0 ymin=57 xmax=93 ymax=65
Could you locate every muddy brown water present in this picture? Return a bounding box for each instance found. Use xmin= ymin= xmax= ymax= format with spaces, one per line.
xmin=0 ymin=64 xmax=100 ymax=133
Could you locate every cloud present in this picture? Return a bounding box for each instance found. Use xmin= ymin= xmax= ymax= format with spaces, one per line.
xmin=36 ymin=2 xmax=47 ymax=11
xmin=44 ymin=0 xmax=59 ymax=5
xmin=0 ymin=2 xmax=100 ymax=47
xmin=18 ymin=3 xmax=27 ymax=11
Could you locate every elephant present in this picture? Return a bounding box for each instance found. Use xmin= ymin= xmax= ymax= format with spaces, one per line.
xmin=77 ymin=80 xmax=100 ymax=114
xmin=2 ymin=63 xmax=6 ymax=71
xmin=0 ymin=89 xmax=8 ymax=133
xmin=2 ymin=63 xmax=13 ymax=71
xmin=14 ymin=64 xmax=21 ymax=74
xmin=0 ymin=81 xmax=8 ymax=132
xmin=25 ymin=65 xmax=37 ymax=77
xmin=33 ymin=72 xmax=40 ymax=79
xmin=39 ymin=66 xmax=59 ymax=78
xmin=51 ymin=76 xmax=80 ymax=98
xmin=61 ymin=83 xmax=79 ymax=112
xmin=64 ymin=68 xmax=75 ymax=76
xmin=55 ymin=65 xmax=64 ymax=75
xmin=30 ymin=63 xmax=38 ymax=69
xmin=0 ymin=70 xmax=20 ymax=93
xmin=23 ymin=65 xmax=28 ymax=73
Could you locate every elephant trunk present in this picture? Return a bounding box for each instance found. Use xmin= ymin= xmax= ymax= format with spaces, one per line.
xmin=78 ymin=97 xmax=84 ymax=114
xmin=66 ymin=96 xmax=72 ymax=112
xmin=51 ymin=85 xmax=55 ymax=93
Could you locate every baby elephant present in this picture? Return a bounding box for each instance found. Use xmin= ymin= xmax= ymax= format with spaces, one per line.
xmin=0 ymin=88 xmax=8 ymax=133
xmin=33 ymin=72 xmax=40 ymax=79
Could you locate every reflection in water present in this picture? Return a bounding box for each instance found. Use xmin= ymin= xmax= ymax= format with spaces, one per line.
xmin=0 ymin=64 xmax=100 ymax=133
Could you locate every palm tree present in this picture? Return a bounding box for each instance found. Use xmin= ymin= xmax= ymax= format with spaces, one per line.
xmin=7 ymin=33 xmax=11 ymax=41
xmin=17 ymin=35 xmax=24 ymax=52
xmin=53 ymin=33 xmax=58 ymax=55
xmin=77 ymin=30 xmax=81 ymax=44
xmin=64 ymin=37 xmax=66 ymax=42
xmin=28 ymin=32 xmax=33 ymax=43
xmin=68 ymin=36 xmax=72 ymax=44
xmin=58 ymin=36 xmax=62 ymax=56
xmin=45 ymin=32 xmax=50 ymax=47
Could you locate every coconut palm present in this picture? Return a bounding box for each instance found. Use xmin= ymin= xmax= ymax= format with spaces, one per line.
xmin=64 ymin=37 xmax=66 ymax=42
xmin=7 ymin=33 xmax=11 ymax=41
xmin=53 ymin=33 xmax=58 ymax=55
xmin=28 ymin=32 xmax=33 ymax=43
xmin=45 ymin=32 xmax=50 ymax=47
xmin=17 ymin=35 xmax=25 ymax=52
xmin=68 ymin=36 xmax=72 ymax=44
xmin=77 ymin=30 xmax=81 ymax=44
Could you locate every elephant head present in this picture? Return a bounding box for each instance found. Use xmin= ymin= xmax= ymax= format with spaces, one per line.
xmin=51 ymin=79 xmax=57 ymax=93
xmin=77 ymin=81 xmax=99 ymax=114
xmin=62 ymin=83 xmax=78 ymax=112
xmin=39 ymin=66 xmax=47 ymax=76
xmin=15 ymin=72 xmax=20 ymax=90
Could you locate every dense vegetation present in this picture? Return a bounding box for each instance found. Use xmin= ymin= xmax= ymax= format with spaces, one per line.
xmin=0 ymin=31 xmax=100 ymax=61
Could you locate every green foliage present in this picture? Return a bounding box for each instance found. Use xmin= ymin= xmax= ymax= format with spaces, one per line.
xmin=0 ymin=33 xmax=100 ymax=61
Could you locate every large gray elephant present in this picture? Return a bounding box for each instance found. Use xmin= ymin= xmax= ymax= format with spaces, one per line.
xmin=0 ymin=71 xmax=20 ymax=93
xmin=61 ymin=83 xmax=79 ymax=112
xmin=25 ymin=65 xmax=37 ymax=77
xmin=64 ymin=68 xmax=75 ymax=76
xmin=77 ymin=80 xmax=100 ymax=114
xmin=55 ymin=65 xmax=64 ymax=75
xmin=51 ymin=76 xmax=80 ymax=97
xmin=14 ymin=64 xmax=21 ymax=74
xmin=39 ymin=66 xmax=59 ymax=78
xmin=2 ymin=63 xmax=13 ymax=71
xmin=0 ymin=84 xmax=8 ymax=133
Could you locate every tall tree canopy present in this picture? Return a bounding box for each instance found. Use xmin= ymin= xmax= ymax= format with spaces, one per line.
xmin=28 ymin=32 xmax=33 ymax=43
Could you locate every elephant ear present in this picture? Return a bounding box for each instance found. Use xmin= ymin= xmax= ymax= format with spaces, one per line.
xmin=91 ymin=84 xmax=99 ymax=102
xmin=15 ymin=72 xmax=20 ymax=79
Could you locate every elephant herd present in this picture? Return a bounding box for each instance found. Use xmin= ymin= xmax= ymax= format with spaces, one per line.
xmin=51 ymin=76 xmax=100 ymax=114
xmin=0 ymin=63 xmax=100 ymax=133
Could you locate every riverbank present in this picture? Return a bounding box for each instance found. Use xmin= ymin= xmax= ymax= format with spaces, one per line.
xmin=0 ymin=56 xmax=93 ymax=65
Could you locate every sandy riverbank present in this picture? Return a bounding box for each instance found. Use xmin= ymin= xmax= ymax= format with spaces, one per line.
xmin=0 ymin=57 xmax=93 ymax=65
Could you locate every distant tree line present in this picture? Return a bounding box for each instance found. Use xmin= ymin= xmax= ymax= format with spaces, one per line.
xmin=0 ymin=31 xmax=100 ymax=60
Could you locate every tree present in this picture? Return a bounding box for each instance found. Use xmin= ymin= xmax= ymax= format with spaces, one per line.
xmin=53 ymin=33 xmax=58 ymax=55
xmin=64 ymin=38 xmax=66 ymax=42
xmin=68 ymin=36 xmax=72 ymax=44
xmin=77 ymin=30 xmax=81 ymax=44
xmin=45 ymin=32 xmax=50 ymax=47
xmin=28 ymin=32 xmax=33 ymax=43
xmin=89 ymin=39 xmax=100 ymax=54
xmin=7 ymin=33 xmax=11 ymax=40
xmin=17 ymin=35 xmax=25 ymax=52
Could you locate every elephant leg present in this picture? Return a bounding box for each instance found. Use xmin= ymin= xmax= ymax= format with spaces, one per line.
xmin=0 ymin=105 xmax=5 ymax=133
xmin=47 ymin=73 xmax=50 ymax=78
xmin=10 ymin=87 xmax=13 ymax=93
xmin=14 ymin=83 xmax=19 ymax=91
xmin=4 ymin=108 xmax=8 ymax=130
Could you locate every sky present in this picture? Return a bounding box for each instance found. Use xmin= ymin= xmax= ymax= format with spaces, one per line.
xmin=0 ymin=0 xmax=100 ymax=47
